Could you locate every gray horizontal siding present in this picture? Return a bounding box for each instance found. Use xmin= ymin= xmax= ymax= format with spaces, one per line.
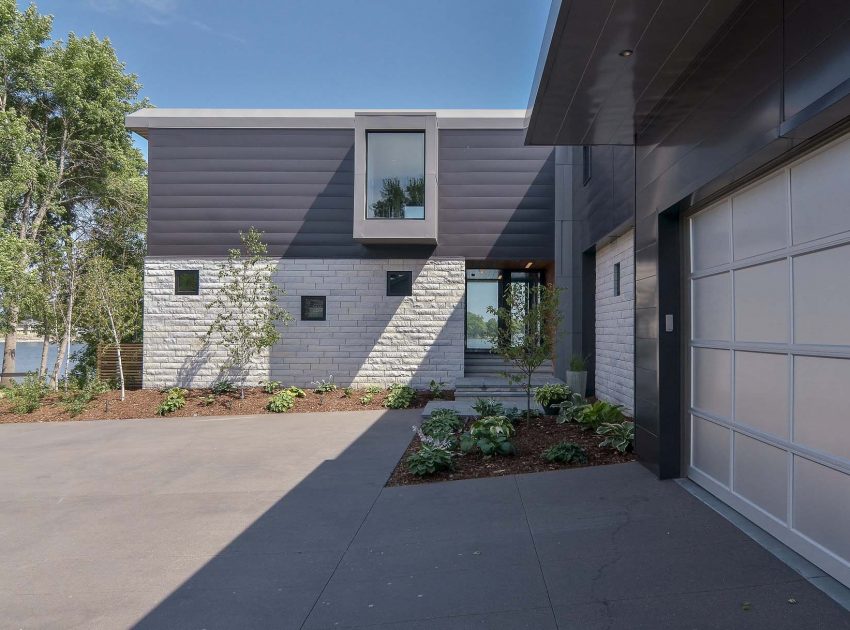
xmin=147 ymin=127 xmax=554 ymax=260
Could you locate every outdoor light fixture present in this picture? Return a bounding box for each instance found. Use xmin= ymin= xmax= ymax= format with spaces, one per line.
xmin=619 ymin=49 xmax=634 ymax=57
xmin=525 ymin=262 xmax=533 ymax=269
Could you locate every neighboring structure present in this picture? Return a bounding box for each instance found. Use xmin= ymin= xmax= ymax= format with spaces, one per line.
xmin=127 ymin=110 xmax=556 ymax=390
xmin=528 ymin=0 xmax=850 ymax=589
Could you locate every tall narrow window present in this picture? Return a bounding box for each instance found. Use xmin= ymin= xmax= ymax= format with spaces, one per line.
xmin=366 ymin=132 xmax=425 ymax=219
xmin=582 ymin=145 xmax=592 ymax=185
xmin=614 ymin=262 xmax=621 ymax=296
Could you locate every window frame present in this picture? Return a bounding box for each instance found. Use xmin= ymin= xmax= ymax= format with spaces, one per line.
xmin=365 ymin=130 xmax=427 ymax=221
xmin=300 ymin=295 xmax=327 ymax=321
xmin=174 ymin=269 xmax=200 ymax=296
xmin=614 ymin=262 xmax=621 ymax=296
xmin=386 ymin=271 xmax=413 ymax=297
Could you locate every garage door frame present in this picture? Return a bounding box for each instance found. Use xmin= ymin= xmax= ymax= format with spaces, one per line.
xmin=681 ymin=133 xmax=850 ymax=589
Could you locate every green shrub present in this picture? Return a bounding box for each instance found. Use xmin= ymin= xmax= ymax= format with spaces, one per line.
xmin=555 ymin=393 xmax=589 ymax=424
xmin=157 ymin=388 xmax=188 ymax=416
xmin=8 ymin=373 xmax=48 ymax=414
xmin=266 ymin=390 xmax=296 ymax=412
xmin=461 ymin=416 xmax=516 ymax=456
xmin=262 ymin=380 xmax=281 ymax=394
xmin=597 ymin=421 xmax=634 ymax=453
xmin=428 ymin=408 xmax=462 ymax=425
xmin=534 ymin=383 xmax=573 ymax=412
xmin=359 ymin=394 xmax=374 ymax=405
xmin=429 ymin=379 xmax=447 ymax=399
xmin=211 ymin=380 xmax=237 ymax=395
xmin=576 ymin=400 xmax=624 ymax=432
xmin=384 ymin=383 xmax=416 ymax=409
xmin=61 ymin=378 xmax=110 ymax=417
xmin=406 ymin=443 xmax=454 ymax=476
xmin=365 ymin=385 xmax=383 ymax=395
xmin=569 ymin=355 xmax=587 ymax=372
xmin=543 ymin=441 xmax=588 ymax=464
xmin=421 ymin=411 xmax=462 ymax=442
xmin=285 ymin=386 xmax=306 ymax=398
xmin=472 ymin=398 xmax=504 ymax=417
xmin=343 ymin=387 xmax=354 ymax=398
xmin=199 ymin=394 xmax=216 ymax=407
xmin=312 ymin=376 xmax=337 ymax=394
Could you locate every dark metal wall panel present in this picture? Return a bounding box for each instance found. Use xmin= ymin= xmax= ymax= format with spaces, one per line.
xmin=147 ymin=127 xmax=555 ymax=261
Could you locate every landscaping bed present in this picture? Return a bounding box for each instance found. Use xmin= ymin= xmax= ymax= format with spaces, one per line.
xmin=0 ymin=385 xmax=445 ymax=424
xmin=387 ymin=414 xmax=635 ymax=486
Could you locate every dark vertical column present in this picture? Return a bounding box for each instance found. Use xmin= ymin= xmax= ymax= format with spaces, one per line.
xmin=554 ymin=146 xmax=582 ymax=379
xmin=581 ymin=249 xmax=596 ymax=396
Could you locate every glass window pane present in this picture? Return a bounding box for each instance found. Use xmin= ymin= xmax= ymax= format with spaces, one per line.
xmin=174 ymin=270 xmax=199 ymax=295
xmin=387 ymin=271 xmax=412 ymax=296
xmin=366 ymin=132 xmax=425 ymax=219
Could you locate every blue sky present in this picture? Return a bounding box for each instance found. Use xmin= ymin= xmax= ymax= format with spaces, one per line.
xmin=28 ymin=0 xmax=552 ymax=157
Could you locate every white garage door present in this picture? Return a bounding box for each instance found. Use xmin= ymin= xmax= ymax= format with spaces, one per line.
xmin=687 ymin=134 xmax=850 ymax=589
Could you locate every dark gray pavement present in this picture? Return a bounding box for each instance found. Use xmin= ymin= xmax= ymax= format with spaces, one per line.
xmin=1 ymin=411 xmax=848 ymax=629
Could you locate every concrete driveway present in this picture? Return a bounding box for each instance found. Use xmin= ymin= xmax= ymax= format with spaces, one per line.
xmin=1 ymin=411 xmax=848 ymax=629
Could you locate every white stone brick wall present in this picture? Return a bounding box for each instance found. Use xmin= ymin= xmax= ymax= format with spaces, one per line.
xmin=143 ymin=257 xmax=466 ymax=389
xmin=595 ymin=230 xmax=634 ymax=413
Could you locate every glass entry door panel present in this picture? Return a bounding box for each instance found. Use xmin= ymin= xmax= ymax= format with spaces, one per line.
xmin=466 ymin=270 xmax=500 ymax=350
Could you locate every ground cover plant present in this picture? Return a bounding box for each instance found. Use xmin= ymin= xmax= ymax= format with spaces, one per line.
xmin=597 ymin=420 xmax=635 ymax=453
xmin=0 ymin=383 xmax=445 ymax=423
xmin=266 ymin=390 xmax=296 ymax=412
xmin=535 ymin=383 xmax=573 ymax=415
xmin=384 ymin=383 xmax=416 ymax=409
xmin=157 ymin=388 xmax=187 ymax=416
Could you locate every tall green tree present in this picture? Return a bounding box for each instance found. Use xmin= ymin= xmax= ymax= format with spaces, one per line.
xmin=0 ymin=0 xmax=147 ymax=382
xmin=205 ymin=228 xmax=292 ymax=399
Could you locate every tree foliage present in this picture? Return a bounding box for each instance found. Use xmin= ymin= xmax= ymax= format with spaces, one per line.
xmin=0 ymin=0 xmax=147 ymax=384
xmin=486 ymin=283 xmax=562 ymax=420
xmin=205 ymin=228 xmax=293 ymax=398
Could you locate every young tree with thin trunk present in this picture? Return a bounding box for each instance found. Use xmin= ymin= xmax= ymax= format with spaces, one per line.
xmin=79 ymin=256 xmax=141 ymax=401
xmin=486 ymin=283 xmax=562 ymax=420
xmin=206 ymin=228 xmax=293 ymax=399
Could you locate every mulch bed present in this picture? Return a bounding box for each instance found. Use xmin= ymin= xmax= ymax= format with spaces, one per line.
xmin=386 ymin=415 xmax=635 ymax=486
xmin=0 ymin=387 xmax=443 ymax=424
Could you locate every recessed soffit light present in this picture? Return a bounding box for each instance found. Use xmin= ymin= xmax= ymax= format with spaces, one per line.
xmin=619 ymin=49 xmax=634 ymax=57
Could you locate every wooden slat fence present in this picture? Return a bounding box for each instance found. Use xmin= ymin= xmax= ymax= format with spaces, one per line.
xmin=96 ymin=343 xmax=143 ymax=389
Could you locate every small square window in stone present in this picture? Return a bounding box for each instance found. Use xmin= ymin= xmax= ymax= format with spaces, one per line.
xmin=301 ymin=296 xmax=327 ymax=321
xmin=174 ymin=270 xmax=199 ymax=295
xmin=387 ymin=271 xmax=412 ymax=296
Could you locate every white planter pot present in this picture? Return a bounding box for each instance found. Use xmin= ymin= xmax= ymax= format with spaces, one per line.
xmin=565 ymin=370 xmax=588 ymax=397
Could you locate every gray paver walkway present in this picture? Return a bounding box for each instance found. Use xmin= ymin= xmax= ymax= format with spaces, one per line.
xmin=0 ymin=411 xmax=847 ymax=629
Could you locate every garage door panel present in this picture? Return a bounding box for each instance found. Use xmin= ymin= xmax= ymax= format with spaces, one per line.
xmin=692 ymin=416 xmax=730 ymax=486
xmin=692 ymin=272 xmax=731 ymax=341
xmin=734 ymin=351 xmax=789 ymax=439
xmin=734 ymin=260 xmax=789 ymax=343
xmin=732 ymin=172 xmax=789 ymax=260
xmin=689 ymin=135 xmax=850 ymax=590
xmin=793 ymin=457 xmax=850 ymax=564
xmin=790 ymin=135 xmax=850 ymax=245
xmin=793 ymin=355 xmax=850 ymax=462
xmin=691 ymin=200 xmax=731 ymax=272
xmin=692 ymin=347 xmax=731 ymax=419
xmin=794 ymin=243 xmax=850 ymax=346
xmin=733 ymin=433 xmax=788 ymax=522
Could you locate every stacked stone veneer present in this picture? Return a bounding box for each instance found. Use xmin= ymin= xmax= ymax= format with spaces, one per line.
xmin=595 ymin=230 xmax=635 ymax=413
xmin=143 ymin=257 xmax=466 ymax=389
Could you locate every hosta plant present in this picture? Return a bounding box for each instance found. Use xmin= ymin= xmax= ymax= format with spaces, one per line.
xmin=266 ymin=390 xmax=296 ymax=412
xmin=157 ymin=387 xmax=188 ymax=416
xmin=211 ymin=380 xmax=237 ymax=395
xmin=555 ymin=393 xmax=589 ymax=424
xmin=406 ymin=442 xmax=454 ymax=476
xmin=534 ymin=383 xmax=573 ymax=414
xmin=262 ymin=380 xmax=281 ymax=394
xmin=421 ymin=410 xmax=463 ymax=442
xmin=384 ymin=383 xmax=416 ymax=409
xmin=597 ymin=421 xmax=635 ymax=453
xmin=576 ymin=401 xmax=624 ymax=432
xmin=285 ymin=386 xmax=306 ymax=398
xmin=429 ymin=379 xmax=448 ymax=399
xmin=312 ymin=375 xmax=337 ymax=394
xmin=472 ymin=398 xmax=504 ymax=417
xmin=543 ymin=441 xmax=588 ymax=465
xmin=461 ymin=416 xmax=516 ymax=456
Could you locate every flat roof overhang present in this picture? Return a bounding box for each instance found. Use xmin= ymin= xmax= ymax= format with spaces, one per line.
xmin=126 ymin=108 xmax=527 ymax=137
xmin=525 ymin=0 xmax=744 ymax=146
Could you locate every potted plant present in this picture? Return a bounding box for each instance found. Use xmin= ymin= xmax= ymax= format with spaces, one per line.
xmin=534 ymin=383 xmax=573 ymax=416
xmin=565 ymin=355 xmax=588 ymax=397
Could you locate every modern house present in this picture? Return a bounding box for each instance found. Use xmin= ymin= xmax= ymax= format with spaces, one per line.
xmin=527 ymin=0 xmax=850 ymax=590
xmin=125 ymin=109 xmax=559 ymax=393
xmin=127 ymin=0 xmax=850 ymax=591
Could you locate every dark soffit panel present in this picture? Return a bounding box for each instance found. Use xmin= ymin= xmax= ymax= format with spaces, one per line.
xmin=526 ymin=0 xmax=744 ymax=146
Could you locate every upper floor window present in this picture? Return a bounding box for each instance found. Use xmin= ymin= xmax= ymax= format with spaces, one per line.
xmin=582 ymin=145 xmax=592 ymax=185
xmin=366 ymin=131 xmax=425 ymax=220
